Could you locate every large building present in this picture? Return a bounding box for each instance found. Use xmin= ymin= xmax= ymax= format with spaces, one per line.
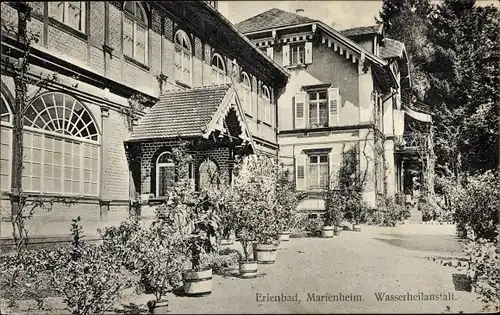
xmin=236 ymin=9 xmax=431 ymax=213
xmin=0 ymin=1 xmax=288 ymax=238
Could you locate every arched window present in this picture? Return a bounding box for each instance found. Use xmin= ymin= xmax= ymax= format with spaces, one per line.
xmin=262 ymin=85 xmax=271 ymax=124
xmin=123 ymin=1 xmax=148 ymax=64
xmin=1 ymin=93 xmax=12 ymax=123
xmin=1 ymin=92 xmax=13 ymax=191
xmin=156 ymin=151 xmax=195 ymax=196
xmin=156 ymin=151 xmax=175 ymax=197
xmin=50 ymin=2 xmax=86 ymax=32
xmin=211 ymin=54 xmax=226 ymax=85
xmin=175 ymin=30 xmax=192 ymax=86
xmin=240 ymin=72 xmax=251 ymax=115
xmin=198 ymin=159 xmax=218 ymax=192
xmin=22 ymin=92 xmax=99 ymax=196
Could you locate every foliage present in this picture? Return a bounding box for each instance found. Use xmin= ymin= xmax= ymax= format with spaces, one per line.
xmin=207 ymin=249 xmax=240 ymax=275
xmin=275 ymin=164 xmax=300 ymax=230
xmin=449 ymin=171 xmax=499 ymax=241
xmin=303 ymin=217 xmax=324 ymax=237
xmin=49 ymin=217 xmax=130 ymax=315
xmin=379 ymin=0 xmax=499 ymax=175
xmin=231 ymin=154 xmax=280 ymax=261
xmin=324 ymin=145 xmax=366 ymax=228
xmin=463 ymin=228 xmax=499 ymax=311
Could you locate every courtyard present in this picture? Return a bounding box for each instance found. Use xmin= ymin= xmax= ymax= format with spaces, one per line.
xmin=3 ymin=224 xmax=483 ymax=314
xmin=159 ymin=226 xmax=483 ymax=314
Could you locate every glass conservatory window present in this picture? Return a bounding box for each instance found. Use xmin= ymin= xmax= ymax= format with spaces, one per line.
xmin=22 ymin=92 xmax=99 ymax=196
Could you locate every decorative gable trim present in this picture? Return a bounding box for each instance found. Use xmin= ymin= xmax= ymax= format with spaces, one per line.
xmin=202 ymin=85 xmax=256 ymax=150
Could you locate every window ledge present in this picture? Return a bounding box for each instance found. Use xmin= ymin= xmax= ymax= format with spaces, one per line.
xmin=124 ymin=55 xmax=150 ymax=71
xmin=48 ymin=17 xmax=88 ymax=42
xmin=286 ymin=63 xmax=308 ymax=70
xmin=175 ymin=80 xmax=191 ymax=89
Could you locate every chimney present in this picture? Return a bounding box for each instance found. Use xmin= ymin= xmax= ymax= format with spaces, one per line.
xmin=296 ymin=8 xmax=304 ymax=15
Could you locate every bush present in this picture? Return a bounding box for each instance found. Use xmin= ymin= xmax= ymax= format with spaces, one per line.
xmin=304 ymin=217 xmax=324 ymax=236
xmin=208 ymin=250 xmax=239 ymax=275
xmin=463 ymin=229 xmax=499 ymax=311
xmin=289 ymin=228 xmax=308 ymax=238
xmin=50 ymin=217 xmax=131 ymax=315
xmin=451 ymin=171 xmax=499 ymax=241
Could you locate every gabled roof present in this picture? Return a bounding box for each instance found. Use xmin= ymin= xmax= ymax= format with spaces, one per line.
xmin=339 ymin=25 xmax=382 ymax=37
xmin=379 ymin=38 xmax=406 ymax=59
xmin=129 ymin=85 xmax=231 ymax=141
xmin=235 ymin=8 xmax=315 ymax=34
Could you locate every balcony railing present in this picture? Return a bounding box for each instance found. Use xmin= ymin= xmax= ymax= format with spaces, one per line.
xmin=395 ymin=133 xmax=430 ymax=154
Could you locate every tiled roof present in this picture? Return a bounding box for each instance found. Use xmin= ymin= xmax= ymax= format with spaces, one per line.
xmin=129 ymin=85 xmax=231 ymax=141
xmin=379 ymin=38 xmax=405 ymax=59
xmin=235 ymin=8 xmax=315 ymax=34
xmin=339 ymin=25 xmax=381 ymax=37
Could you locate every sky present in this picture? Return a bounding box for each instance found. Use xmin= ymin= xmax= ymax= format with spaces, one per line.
xmin=219 ymin=0 xmax=499 ymax=31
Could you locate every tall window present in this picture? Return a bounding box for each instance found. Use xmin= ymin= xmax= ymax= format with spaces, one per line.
xmin=175 ymin=30 xmax=192 ymax=85
xmin=211 ymin=54 xmax=226 ymax=85
xmin=156 ymin=152 xmax=175 ymax=197
xmin=308 ymin=90 xmax=328 ymax=128
xmin=22 ymin=92 xmax=99 ymax=196
xmin=1 ymin=93 xmax=13 ymax=191
xmin=309 ymin=154 xmax=328 ymax=189
xmin=123 ymin=1 xmax=148 ymax=64
xmin=240 ymin=72 xmax=251 ymax=115
xmin=262 ymin=85 xmax=271 ymax=124
xmin=290 ymin=44 xmax=305 ymax=65
xmin=50 ymin=2 xmax=86 ymax=32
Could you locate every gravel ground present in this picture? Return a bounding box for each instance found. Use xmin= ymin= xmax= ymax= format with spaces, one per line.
xmin=2 ymin=226 xmax=487 ymax=314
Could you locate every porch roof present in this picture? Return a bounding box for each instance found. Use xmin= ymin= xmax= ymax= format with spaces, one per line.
xmin=129 ymin=85 xmax=231 ymax=141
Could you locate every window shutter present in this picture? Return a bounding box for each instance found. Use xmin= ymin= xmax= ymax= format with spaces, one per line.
xmin=295 ymin=154 xmax=307 ymax=191
xmin=282 ymin=45 xmax=290 ymax=67
xmin=305 ymin=41 xmax=313 ymax=64
xmin=294 ymin=91 xmax=307 ymax=129
xmin=328 ymin=87 xmax=340 ymax=127
xmin=266 ymin=47 xmax=274 ymax=60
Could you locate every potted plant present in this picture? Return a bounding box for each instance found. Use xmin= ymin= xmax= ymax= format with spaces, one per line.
xmin=232 ymin=155 xmax=279 ymax=273
xmin=323 ymin=189 xmax=345 ymax=237
xmin=275 ymin=164 xmax=299 ymax=242
xmin=140 ymin=212 xmax=186 ymax=314
xmin=182 ymin=193 xmax=220 ymax=296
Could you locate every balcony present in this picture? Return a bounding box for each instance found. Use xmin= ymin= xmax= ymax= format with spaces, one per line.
xmin=394 ymin=133 xmax=430 ymax=157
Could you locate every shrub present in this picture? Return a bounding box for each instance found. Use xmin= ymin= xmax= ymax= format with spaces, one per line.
xmin=289 ymin=228 xmax=308 ymax=238
xmin=50 ymin=217 xmax=131 ymax=315
xmin=451 ymin=171 xmax=499 ymax=241
xmin=463 ymin=229 xmax=499 ymax=311
xmin=304 ymin=217 xmax=324 ymax=236
xmin=208 ymin=250 xmax=239 ymax=275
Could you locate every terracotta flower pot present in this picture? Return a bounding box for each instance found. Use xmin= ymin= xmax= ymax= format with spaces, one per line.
xmin=147 ymin=300 xmax=168 ymax=314
xmin=254 ymin=243 xmax=278 ymax=264
xmin=239 ymin=260 xmax=258 ymax=279
xmin=182 ymin=268 xmax=212 ymax=296
xmin=321 ymin=226 xmax=334 ymax=238
xmin=278 ymin=230 xmax=290 ymax=242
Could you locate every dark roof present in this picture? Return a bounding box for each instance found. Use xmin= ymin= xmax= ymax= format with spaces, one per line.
xmin=339 ymin=25 xmax=381 ymax=37
xmin=130 ymin=85 xmax=231 ymax=141
xmin=235 ymin=8 xmax=315 ymax=34
xmin=379 ymin=38 xmax=405 ymax=59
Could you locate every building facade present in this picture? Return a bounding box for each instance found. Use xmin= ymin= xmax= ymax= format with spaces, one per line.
xmin=0 ymin=1 xmax=288 ymax=238
xmin=236 ymin=9 xmax=431 ymax=213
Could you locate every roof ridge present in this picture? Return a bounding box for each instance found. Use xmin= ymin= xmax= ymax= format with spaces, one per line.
xmin=235 ymin=7 xmax=316 ymax=34
xmin=161 ymin=84 xmax=231 ymax=95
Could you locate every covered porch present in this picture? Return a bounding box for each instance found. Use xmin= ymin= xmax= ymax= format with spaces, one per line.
xmin=124 ymin=84 xmax=255 ymax=216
